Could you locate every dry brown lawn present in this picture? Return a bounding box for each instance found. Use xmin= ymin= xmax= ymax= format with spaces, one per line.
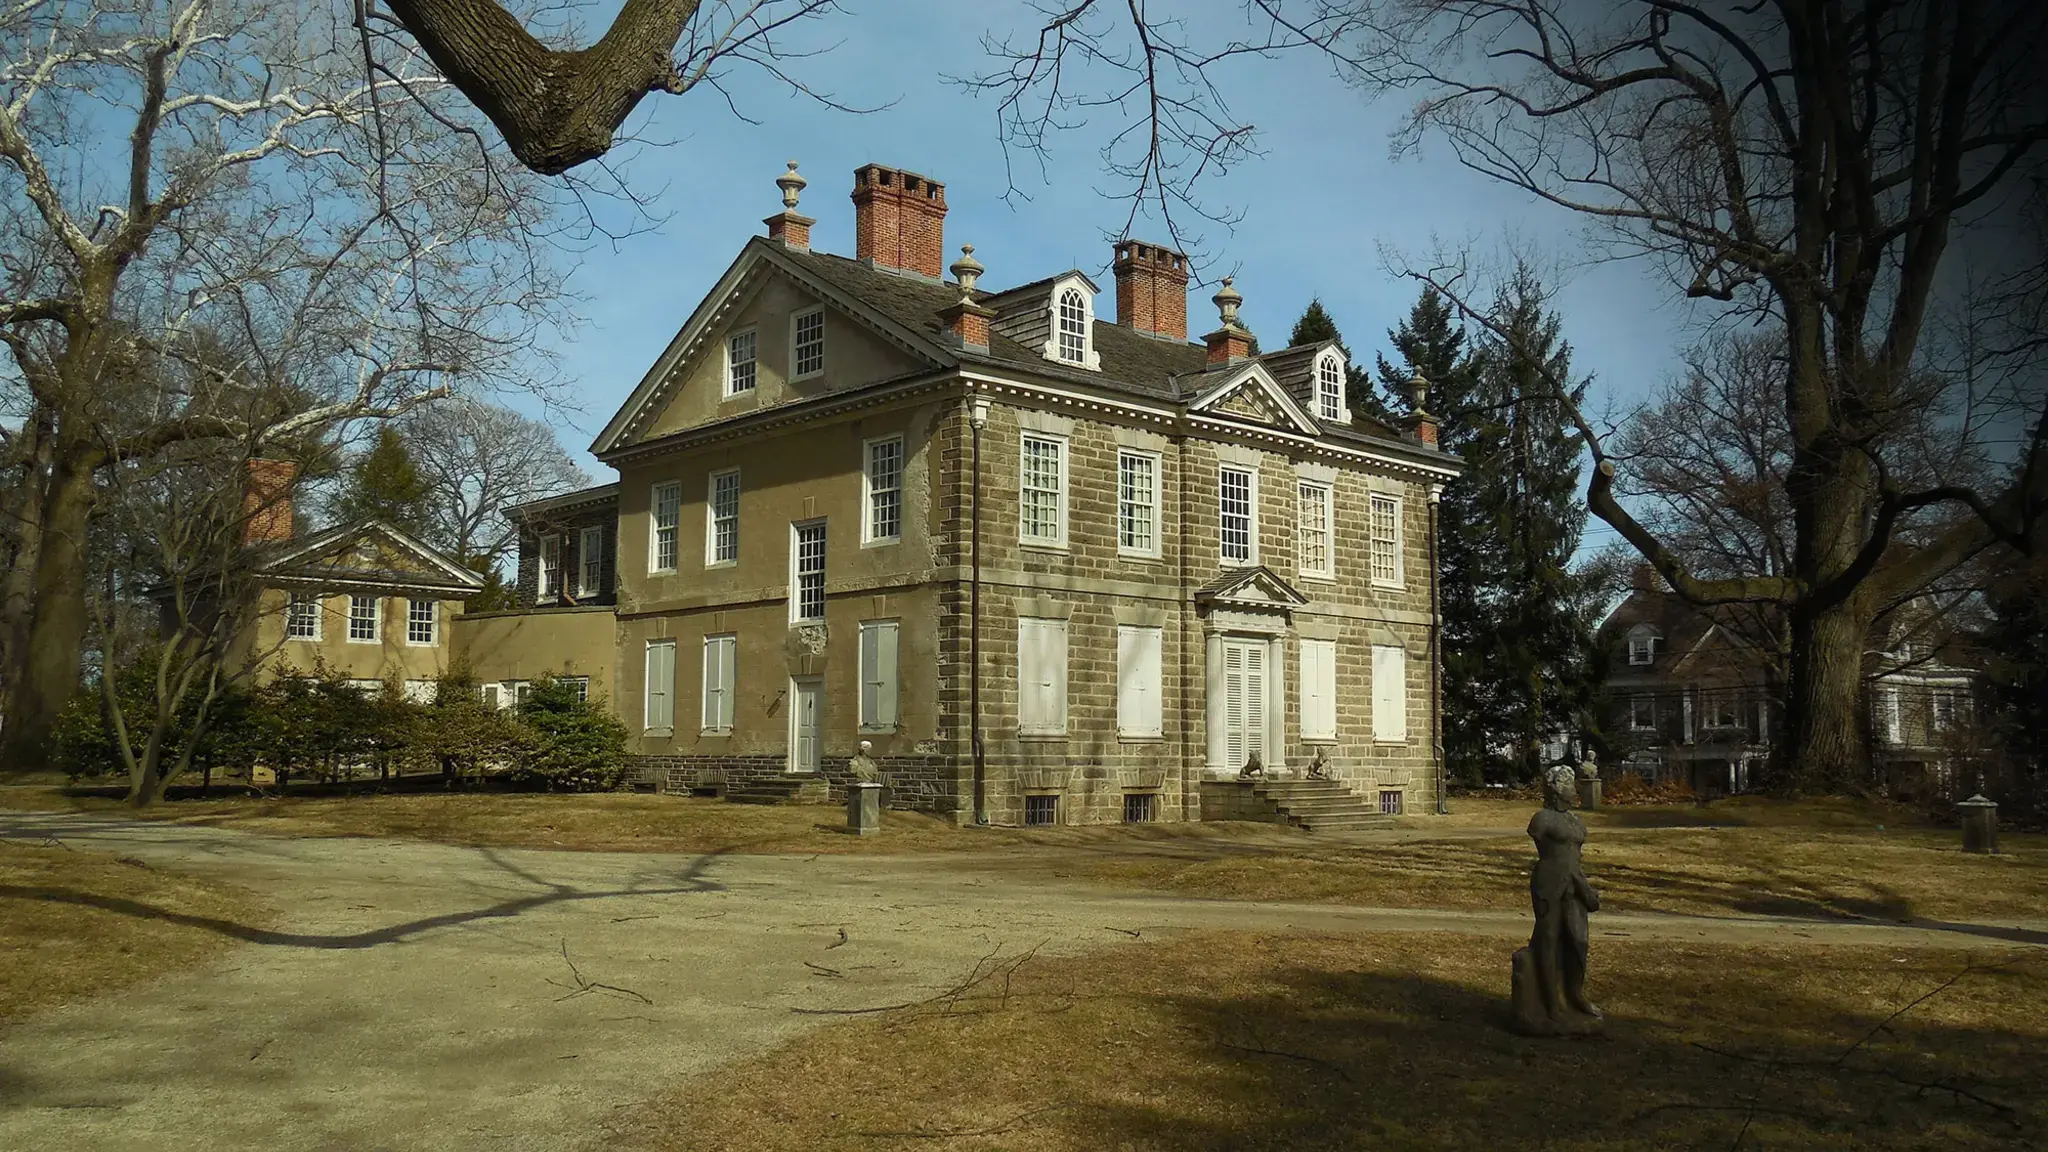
xmin=615 ymin=932 xmax=2048 ymax=1152
xmin=0 ymin=840 xmax=268 ymax=1021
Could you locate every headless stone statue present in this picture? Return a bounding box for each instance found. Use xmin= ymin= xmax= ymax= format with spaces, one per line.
xmin=1511 ymin=765 xmax=1604 ymax=1036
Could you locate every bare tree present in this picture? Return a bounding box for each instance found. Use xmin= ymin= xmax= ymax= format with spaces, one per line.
xmin=402 ymin=399 xmax=589 ymax=570
xmin=0 ymin=0 xmax=569 ymax=766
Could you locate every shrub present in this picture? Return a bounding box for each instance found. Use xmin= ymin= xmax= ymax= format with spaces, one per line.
xmin=1604 ymin=772 xmax=1696 ymax=806
xmin=509 ymin=675 xmax=628 ymax=792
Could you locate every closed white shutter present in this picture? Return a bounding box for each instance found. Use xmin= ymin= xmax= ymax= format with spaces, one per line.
xmin=701 ymin=636 xmax=734 ymax=731
xmin=1019 ymin=618 xmax=1067 ymax=734
xmin=1117 ymin=625 xmax=1162 ymax=738
xmin=860 ymin=621 xmax=899 ymax=729
xmin=1243 ymin=643 xmax=1265 ymax=763
xmin=1223 ymin=642 xmax=1246 ymax=768
xmin=1300 ymin=639 xmax=1336 ymax=741
xmin=645 ymin=640 xmax=676 ymax=731
xmin=1372 ymin=644 xmax=1407 ymax=743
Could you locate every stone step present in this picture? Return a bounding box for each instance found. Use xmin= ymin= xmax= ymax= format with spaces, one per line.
xmin=1293 ymin=813 xmax=1396 ymax=831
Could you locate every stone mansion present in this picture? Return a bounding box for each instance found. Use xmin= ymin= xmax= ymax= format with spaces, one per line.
xmin=432 ymin=162 xmax=1461 ymax=825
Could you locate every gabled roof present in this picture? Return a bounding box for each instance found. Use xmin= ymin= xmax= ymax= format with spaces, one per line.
xmin=507 ymin=482 xmax=620 ymax=525
xmin=257 ymin=520 xmax=484 ymax=594
xmin=1194 ymin=565 xmax=1311 ymax=608
xmin=1184 ymin=361 xmax=1323 ymax=438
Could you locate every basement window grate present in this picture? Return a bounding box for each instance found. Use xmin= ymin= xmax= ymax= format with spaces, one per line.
xmin=1024 ymin=795 xmax=1058 ymax=826
xmin=1379 ymin=790 xmax=1404 ymax=816
xmin=1123 ymin=793 xmax=1156 ymax=823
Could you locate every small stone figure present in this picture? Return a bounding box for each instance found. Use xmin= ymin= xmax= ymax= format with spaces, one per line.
xmin=848 ymin=739 xmax=880 ymax=784
xmin=1511 ymin=765 xmax=1604 ymax=1036
xmin=1304 ymin=748 xmax=1332 ymax=781
xmin=845 ymin=740 xmax=884 ymax=836
xmin=1575 ymin=748 xmax=1602 ymax=810
xmin=1236 ymin=749 xmax=1265 ymax=780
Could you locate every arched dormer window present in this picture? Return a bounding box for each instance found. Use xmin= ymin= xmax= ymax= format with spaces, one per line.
xmin=1056 ymin=287 xmax=1089 ymax=364
xmin=1315 ymin=351 xmax=1345 ymax=422
xmin=1625 ymin=624 xmax=1662 ymax=666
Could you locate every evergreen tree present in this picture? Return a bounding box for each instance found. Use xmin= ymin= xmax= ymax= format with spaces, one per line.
xmin=1287 ymin=298 xmax=1390 ymax=423
xmin=1462 ymin=263 xmax=1606 ymax=782
xmin=330 ymin=426 xmax=433 ymax=536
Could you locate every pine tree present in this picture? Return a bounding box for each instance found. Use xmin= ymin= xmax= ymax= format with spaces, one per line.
xmin=1288 ymin=298 xmax=1389 ymax=422
xmin=330 ymin=425 xmax=433 ymax=536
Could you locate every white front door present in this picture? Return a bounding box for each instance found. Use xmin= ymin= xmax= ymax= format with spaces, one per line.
xmin=1222 ymin=638 xmax=1267 ymax=771
xmin=789 ymin=677 xmax=822 ymax=773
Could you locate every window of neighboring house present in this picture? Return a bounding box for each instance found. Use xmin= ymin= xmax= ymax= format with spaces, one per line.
xmin=650 ymin=481 xmax=681 ymax=573
xmin=347 ymin=678 xmax=384 ymax=695
xmin=515 ymin=681 xmax=534 ymax=706
xmin=1023 ymin=794 xmax=1059 ymax=826
xmin=578 ymin=526 xmax=604 ymax=597
xmin=1369 ymin=494 xmax=1403 ymax=587
xmin=644 ymin=639 xmax=676 ymax=732
xmin=1933 ymin=691 xmax=1960 ymax=732
xmin=1219 ymin=466 xmax=1256 ymax=564
xmin=1878 ymin=686 xmax=1902 ymax=744
xmin=1116 ymin=449 xmax=1159 ymax=557
xmin=348 ymin=595 xmax=380 ymax=642
xmin=286 ymin=593 xmax=321 ymax=640
xmin=1705 ymin=691 xmax=1740 ymax=729
xmin=538 ymin=534 xmax=561 ymax=599
xmin=706 ymin=470 xmax=739 ymax=565
xmin=560 ymin=676 xmax=590 ymax=703
xmin=725 ymin=328 xmax=757 ymax=395
xmin=791 ymin=307 xmax=826 ymax=379
xmin=1122 ymin=793 xmax=1156 ymax=823
xmin=1628 ymin=632 xmax=1661 ymax=666
xmin=859 ymin=620 xmax=900 ymax=731
xmin=479 ymin=682 xmax=502 ymax=710
xmin=1371 ymin=644 xmax=1407 ymax=743
xmin=1297 ymin=481 xmax=1333 ymax=578
xmin=790 ymin=520 xmax=827 ymax=623
xmin=403 ymin=679 xmax=436 ymax=704
xmin=1018 ymin=616 xmax=1069 ymax=736
xmin=1055 ymin=287 xmax=1089 ymax=364
xmin=406 ymin=599 xmax=437 ymax=646
xmin=863 ymin=437 xmax=903 ymax=544
xmin=1631 ymin=695 xmax=1657 ymax=730
xmin=1300 ymin=638 xmax=1338 ymax=742
xmin=1315 ymin=352 xmax=1344 ymax=422
xmin=701 ymin=634 xmax=736 ymax=733
xmin=1116 ymin=625 xmax=1163 ymax=739
xmin=1020 ymin=433 xmax=1066 ymax=546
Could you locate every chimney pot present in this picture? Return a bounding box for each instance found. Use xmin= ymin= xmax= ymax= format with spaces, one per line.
xmin=1113 ymin=238 xmax=1191 ymax=340
xmin=851 ymin=163 xmax=947 ymax=279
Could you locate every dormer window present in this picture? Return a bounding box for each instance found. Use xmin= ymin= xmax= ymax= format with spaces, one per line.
xmin=1315 ymin=352 xmax=1345 ymax=422
xmin=1056 ymin=287 xmax=1088 ymax=364
xmin=1627 ymin=625 xmax=1662 ymax=666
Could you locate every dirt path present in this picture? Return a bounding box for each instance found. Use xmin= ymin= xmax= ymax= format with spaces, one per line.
xmin=2 ymin=812 xmax=2040 ymax=1152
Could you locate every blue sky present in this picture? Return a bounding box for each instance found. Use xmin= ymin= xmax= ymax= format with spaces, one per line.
xmin=538 ymin=2 xmax=1693 ymax=548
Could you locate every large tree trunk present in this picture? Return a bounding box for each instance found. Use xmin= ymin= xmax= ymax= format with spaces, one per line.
xmin=1 ymin=446 xmax=100 ymax=770
xmin=1772 ymin=599 xmax=1874 ymax=794
xmin=0 ymin=403 xmax=52 ymax=718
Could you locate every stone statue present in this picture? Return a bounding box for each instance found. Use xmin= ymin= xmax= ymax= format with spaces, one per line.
xmin=1511 ymin=764 xmax=1604 ymax=1036
xmin=1304 ymin=747 xmax=1332 ymax=781
xmin=1576 ymin=748 xmax=1599 ymax=781
xmin=1575 ymin=747 xmax=1602 ymax=809
xmin=848 ymin=739 xmax=880 ymax=784
xmin=1236 ymin=749 xmax=1265 ymax=780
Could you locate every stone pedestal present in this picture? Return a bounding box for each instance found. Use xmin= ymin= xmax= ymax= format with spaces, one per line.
xmin=847 ymin=781 xmax=884 ymax=837
xmin=1576 ymin=777 xmax=1602 ymax=810
xmin=1958 ymin=794 xmax=1999 ymax=854
xmin=1510 ymin=947 xmax=1604 ymax=1037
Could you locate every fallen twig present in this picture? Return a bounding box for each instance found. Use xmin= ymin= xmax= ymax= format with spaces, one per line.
xmin=805 ymin=961 xmax=844 ymax=978
xmin=546 ymin=940 xmax=653 ymax=1006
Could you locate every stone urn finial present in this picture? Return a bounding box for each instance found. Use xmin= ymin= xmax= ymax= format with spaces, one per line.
xmin=1407 ymin=371 xmax=1430 ymax=415
xmin=1212 ymin=276 xmax=1243 ymax=327
xmin=950 ymin=244 xmax=984 ymax=302
xmin=776 ymin=160 xmax=807 ymax=211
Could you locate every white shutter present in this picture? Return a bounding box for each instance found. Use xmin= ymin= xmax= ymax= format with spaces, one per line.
xmin=1019 ymin=618 xmax=1066 ymax=735
xmin=701 ymin=636 xmax=734 ymax=731
xmin=1117 ymin=626 xmax=1162 ymax=738
xmin=1372 ymin=644 xmax=1407 ymax=743
xmin=1224 ymin=642 xmax=1246 ymax=768
xmin=1243 ymin=644 xmax=1265 ymax=762
xmin=860 ymin=621 xmax=899 ymax=729
xmin=1300 ymin=639 xmax=1336 ymax=741
xmin=646 ymin=640 xmax=675 ymax=731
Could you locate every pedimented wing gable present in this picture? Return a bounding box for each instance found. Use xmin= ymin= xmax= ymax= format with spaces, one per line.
xmin=1186 ymin=364 xmax=1322 ymax=437
xmin=261 ymin=522 xmax=482 ymax=595
xmin=1194 ymin=566 xmax=1311 ymax=610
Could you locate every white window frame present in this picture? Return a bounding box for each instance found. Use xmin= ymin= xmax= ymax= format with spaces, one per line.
xmin=1369 ymin=494 xmax=1405 ymax=589
xmin=1878 ymin=686 xmax=1902 ymax=744
xmin=1300 ymin=638 xmax=1337 ymax=742
xmin=1630 ymin=695 xmax=1657 ymax=731
xmin=1017 ymin=616 xmax=1069 ymax=737
xmin=1314 ymin=351 xmax=1346 ymax=423
xmin=578 ymin=525 xmax=604 ymax=597
xmin=538 ymin=534 xmax=561 ymax=599
xmin=1019 ymin=432 xmax=1069 ymax=548
xmin=790 ymin=519 xmax=827 ymax=624
xmin=1116 ymin=625 xmax=1163 ymax=739
xmin=405 ymin=599 xmax=437 ymax=646
xmin=1054 ymin=286 xmax=1090 ymax=365
xmin=862 ymin=435 xmax=904 ymax=545
xmin=650 ymin=481 xmax=681 ymax=574
xmin=1116 ymin=449 xmax=1161 ymax=559
xmin=644 ymin=638 xmax=676 ymax=733
xmin=858 ymin=619 xmax=900 ymax=732
xmin=789 ymin=306 xmax=826 ymax=381
xmin=1296 ymin=480 xmax=1334 ymax=580
xmin=560 ymin=676 xmax=590 ymax=703
xmin=701 ymin=634 xmax=736 ymax=734
xmin=1627 ymin=632 xmax=1659 ymax=666
xmin=1219 ymin=465 xmax=1258 ymax=565
xmin=1371 ymin=643 xmax=1408 ymax=744
xmin=1703 ymin=691 xmax=1741 ymax=729
xmin=724 ymin=327 xmax=758 ymax=396
xmin=286 ymin=592 xmax=322 ymax=641
xmin=705 ymin=469 xmax=739 ymax=567
xmin=347 ymin=595 xmax=380 ymax=644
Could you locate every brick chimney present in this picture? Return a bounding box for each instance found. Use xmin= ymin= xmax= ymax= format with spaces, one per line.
xmin=1202 ymin=277 xmax=1254 ymax=365
xmin=1402 ymin=372 xmax=1439 ymax=446
xmin=1631 ymin=562 xmax=1661 ymax=592
xmin=1113 ymin=240 xmax=1190 ymax=340
xmin=763 ymin=160 xmax=814 ymax=249
xmin=851 ymin=164 xmax=947 ymax=279
xmin=242 ymin=458 xmax=298 ymax=545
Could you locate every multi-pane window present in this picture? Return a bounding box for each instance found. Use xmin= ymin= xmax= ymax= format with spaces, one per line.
xmin=859 ymin=620 xmax=900 ymax=730
xmin=1369 ymin=494 xmax=1403 ymax=586
xmin=792 ymin=308 xmax=825 ymax=379
xmin=707 ymin=470 xmax=739 ymax=564
xmin=406 ymin=599 xmax=436 ymax=645
xmin=1018 ymin=617 xmax=1069 ymax=735
xmin=1630 ymin=695 xmax=1656 ymax=730
xmin=1020 ymin=434 xmax=1065 ymax=545
xmin=561 ymin=676 xmax=590 ymax=703
xmin=1297 ymin=481 xmax=1333 ymax=577
xmin=1372 ymin=644 xmax=1408 ymax=743
xmin=539 ymin=534 xmax=561 ymax=598
xmin=286 ymin=593 xmax=321 ymax=640
xmin=726 ymin=329 xmax=757 ymax=394
xmin=1705 ymin=692 xmax=1741 ymax=728
xmin=864 ymin=437 xmax=903 ymax=543
xmin=701 ymin=634 xmax=736 ymax=733
xmin=1117 ymin=450 xmax=1158 ymax=556
xmin=1056 ymin=288 xmax=1088 ymax=364
xmin=1628 ymin=632 xmax=1660 ymax=666
xmin=1933 ymin=691 xmax=1957 ymax=733
xmin=1024 ymin=794 xmax=1059 ymax=826
xmin=791 ymin=521 xmax=826 ymax=622
xmin=348 ymin=595 xmax=379 ymax=642
xmin=1316 ymin=353 xmax=1343 ymax=421
xmin=1116 ymin=625 xmax=1163 ymax=738
xmin=645 ymin=639 xmax=676 ymax=732
xmin=1219 ymin=466 xmax=1255 ymax=563
xmin=651 ymin=481 xmax=681 ymax=572
xmin=578 ymin=526 xmax=603 ymax=597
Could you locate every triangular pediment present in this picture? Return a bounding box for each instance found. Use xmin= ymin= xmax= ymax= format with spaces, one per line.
xmin=1195 ymin=565 xmax=1311 ymax=609
xmin=260 ymin=521 xmax=483 ymax=594
xmin=1187 ymin=363 xmax=1322 ymax=437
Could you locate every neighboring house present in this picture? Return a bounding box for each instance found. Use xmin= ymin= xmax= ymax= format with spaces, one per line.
xmin=467 ymin=160 xmax=1462 ymax=825
xmin=1596 ymin=565 xmax=1983 ymax=797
